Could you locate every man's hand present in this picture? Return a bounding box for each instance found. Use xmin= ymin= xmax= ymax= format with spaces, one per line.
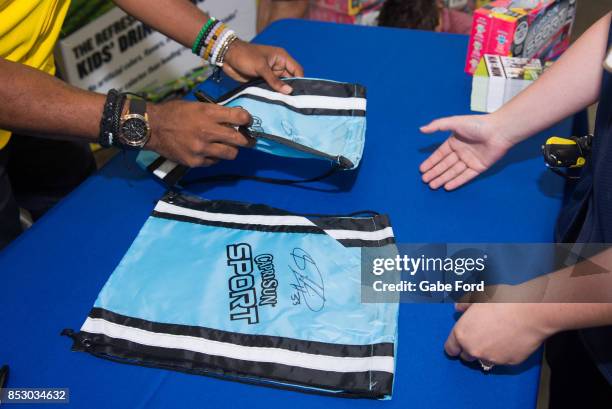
xmin=419 ymin=114 xmax=514 ymax=191
xmin=444 ymin=303 xmax=554 ymax=366
xmin=224 ymin=40 xmax=304 ymax=94
xmin=146 ymin=100 xmax=253 ymax=167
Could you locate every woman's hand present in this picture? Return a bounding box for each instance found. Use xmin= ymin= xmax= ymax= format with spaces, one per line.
xmin=445 ymin=303 xmax=555 ymax=366
xmin=223 ymin=40 xmax=304 ymax=94
xmin=419 ymin=114 xmax=515 ymax=190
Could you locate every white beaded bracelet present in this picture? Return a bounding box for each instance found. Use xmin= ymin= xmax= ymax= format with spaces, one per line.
xmin=210 ymin=29 xmax=234 ymax=65
xmin=215 ymin=34 xmax=238 ymax=67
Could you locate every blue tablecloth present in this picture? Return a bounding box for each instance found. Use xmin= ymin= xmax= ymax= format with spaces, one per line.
xmin=0 ymin=20 xmax=572 ymax=408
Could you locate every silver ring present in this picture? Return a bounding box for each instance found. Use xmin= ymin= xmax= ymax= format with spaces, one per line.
xmin=479 ymin=359 xmax=494 ymax=372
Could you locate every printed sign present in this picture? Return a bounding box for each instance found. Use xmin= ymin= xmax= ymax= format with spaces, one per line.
xmin=55 ymin=0 xmax=256 ymax=93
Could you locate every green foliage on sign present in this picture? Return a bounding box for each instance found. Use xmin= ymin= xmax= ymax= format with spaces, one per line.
xmin=139 ymin=66 xmax=213 ymax=102
xmin=61 ymin=0 xmax=115 ymax=38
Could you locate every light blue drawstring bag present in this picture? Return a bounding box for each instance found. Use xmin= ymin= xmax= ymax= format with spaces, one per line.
xmin=137 ymin=77 xmax=367 ymax=186
xmin=63 ymin=192 xmax=399 ymax=399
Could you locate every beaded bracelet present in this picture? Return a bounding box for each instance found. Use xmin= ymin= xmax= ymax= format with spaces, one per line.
xmin=192 ymin=18 xmax=216 ymax=56
xmin=201 ymin=20 xmax=223 ymax=56
xmin=211 ymin=29 xmax=233 ymax=66
xmin=203 ymin=24 xmax=227 ymax=61
xmin=214 ymin=32 xmax=238 ymax=67
xmin=192 ymin=18 xmax=240 ymax=67
xmin=195 ymin=19 xmax=219 ymax=56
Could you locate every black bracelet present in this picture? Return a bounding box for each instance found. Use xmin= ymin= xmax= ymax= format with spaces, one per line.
xmin=98 ymin=89 xmax=128 ymax=147
xmin=99 ymin=89 xmax=119 ymax=147
xmin=200 ymin=20 xmax=221 ymax=52
xmin=112 ymin=92 xmax=127 ymax=146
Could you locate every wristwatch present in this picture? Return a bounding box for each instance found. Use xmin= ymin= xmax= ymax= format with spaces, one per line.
xmin=118 ymin=98 xmax=151 ymax=148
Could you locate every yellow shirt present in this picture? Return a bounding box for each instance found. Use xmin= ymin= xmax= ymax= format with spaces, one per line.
xmin=0 ymin=0 xmax=70 ymax=149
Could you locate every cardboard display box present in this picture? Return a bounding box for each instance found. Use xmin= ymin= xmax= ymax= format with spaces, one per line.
xmin=465 ymin=0 xmax=576 ymax=74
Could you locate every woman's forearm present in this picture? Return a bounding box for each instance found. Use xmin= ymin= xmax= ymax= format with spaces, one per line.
xmin=540 ymin=303 xmax=612 ymax=335
xmin=492 ymin=12 xmax=611 ymax=145
xmin=471 ymin=247 xmax=612 ymax=305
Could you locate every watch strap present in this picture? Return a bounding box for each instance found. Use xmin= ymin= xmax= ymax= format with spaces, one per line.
xmin=129 ymin=98 xmax=146 ymax=117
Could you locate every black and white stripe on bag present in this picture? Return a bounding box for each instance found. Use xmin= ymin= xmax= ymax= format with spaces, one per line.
xmin=70 ymin=307 xmax=394 ymax=398
xmin=153 ymin=193 xmax=395 ymax=248
xmin=217 ymin=78 xmax=367 ymax=117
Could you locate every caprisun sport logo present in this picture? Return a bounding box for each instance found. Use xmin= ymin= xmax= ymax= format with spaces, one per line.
xmin=226 ymin=243 xmax=278 ymax=324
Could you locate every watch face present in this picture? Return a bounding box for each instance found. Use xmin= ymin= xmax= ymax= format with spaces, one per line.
xmin=120 ymin=117 xmax=149 ymax=146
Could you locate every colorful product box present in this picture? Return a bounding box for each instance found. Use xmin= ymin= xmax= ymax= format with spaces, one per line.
xmin=465 ymin=0 xmax=576 ymax=74
xmin=471 ymin=54 xmax=548 ymax=112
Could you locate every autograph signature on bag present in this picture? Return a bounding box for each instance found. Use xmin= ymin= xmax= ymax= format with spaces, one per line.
xmin=289 ymin=248 xmax=326 ymax=312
